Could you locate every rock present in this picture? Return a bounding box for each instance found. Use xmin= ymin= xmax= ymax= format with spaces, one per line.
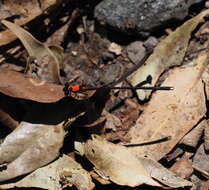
xmin=126 ymin=41 xmax=146 ymax=64
xmin=94 ymin=0 xmax=203 ymax=36
xmin=101 ymin=52 xmax=115 ymax=63
xmin=143 ymin=36 xmax=158 ymax=51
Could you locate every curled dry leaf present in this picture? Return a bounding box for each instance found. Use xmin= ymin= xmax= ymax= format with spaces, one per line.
xmin=0 ymin=0 xmax=57 ymax=46
xmin=127 ymin=52 xmax=207 ymax=161
xmin=84 ymin=134 xmax=161 ymax=187
xmin=130 ymin=9 xmax=209 ymax=100
xmin=0 ymin=121 xmax=65 ymax=182
xmin=0 ymin=68 xmax=64 ymax=103
xmin=139 ymin=157 xmax=193 ymax=188
xmin=2 ymin=20 xmax=63 ymax=83
xmin=0 ymin=155 xmax=95 ymax=190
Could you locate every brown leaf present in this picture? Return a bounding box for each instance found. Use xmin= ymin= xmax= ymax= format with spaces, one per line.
xmin=170 ymin=153 xmax=193 ymax=179
xmin=127 ymin=52 xmax=207 ymax=161
xmin=0 ymin=108 xmax=19 ymax=129
xmin=130 ymin=9 xmax=209 ymax=100
xmin=0 ymin=68 xmax=64 ymax=102
xmin=200 ymin=180 xmax=209 ymax=190
xmin=2 ymin=20 xmax=63 ymax=83
xmin=0 ymin=121 xmax=65 ymax=182
xmin=0 ymin=155 xmax=94 ymax=190
xmin=84 ymin=134 xmax=161 ymax=187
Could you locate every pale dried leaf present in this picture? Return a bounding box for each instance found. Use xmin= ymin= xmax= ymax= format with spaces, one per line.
xmin=84 ymin=134 xmax=161 ymax=187
xmin=139 ymin=157 xmax=193 ymax=188
xmin=2 ymin=20 xmax=62 ymax=83
xmin=0 ymin=121 xmax=65 ymax=182
xmin=0 ymin=68 xmax=64 ymax=103
xmin=0 ymin=155 xmax=94 ymax=190
xmin=130 ymin=9 xmax=209 ymax=100
xmin=127 ymin=52 xmax=207 ymax=161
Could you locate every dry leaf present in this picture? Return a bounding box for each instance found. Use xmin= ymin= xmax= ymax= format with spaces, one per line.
xmin=203 ymin=63 xmax=209 ymax=100
xmin=2 ymin=20 xmax=63 ymax=83
xmin=204 ymin=120 xmax=209 ymax=151
xmin=127 ymin=52 xmax=207 ymax=161
xmin=0 ymin=121 xmax=65 ymax=182
xmin=0 ymin=0 xmax=57 ymax=46
xmin=0 ymin=68 xmax=64 ymax=103
xmin=108 ymin=43 xmax=122 ymax=55
xmin=89 ymin=171 xmax=111 ymax=185
xmin=84 ymin=134 xmax=161 ymax=187
xmin=180 ymin=120 xmax=206 ymax=148
xmin=200 ymin=180 xmax=209 ymax=190
xmin=193 ymin=144 xmax=209 ymax=176
xmin=130 ymin=9 xmax=209 ymax=100
xmin=139 ymin=157 xmax=193 ymax=188
xmin=170 ymin=153 xmax=193 ymax=179
xmin=0 ymin=109 xmax=19 ymax=130
xmin=0 ymin=155 xmax=94 ymax=190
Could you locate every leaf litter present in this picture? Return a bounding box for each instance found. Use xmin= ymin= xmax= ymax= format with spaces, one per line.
xmin=0 ymin=155 xmax=94 ymax=190
xmin=0 ymin=0 xmax=57 ymax=46
xmin=127 ymin=51 xmax=207 ymax=161
xmin=0 ymin=67 xmax=64 ymax=103
xmin=0 ymin=121 xmax=65 ymax=182
xmin=130 ymin=9 xmax=209 ymax=101
xmin=2 ymin=20 xmax=63 ymax=83
xmin=83 ymin=134 xmax=192 ymax=188
xmin=0 ymin=3 xmax=209 ymax=190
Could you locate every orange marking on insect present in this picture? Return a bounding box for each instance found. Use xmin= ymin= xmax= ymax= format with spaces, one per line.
xmin=71 ymin=84 xmax=81 ymax=92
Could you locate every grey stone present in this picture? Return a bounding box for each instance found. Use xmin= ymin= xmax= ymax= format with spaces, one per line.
xmin=143 ymin=36 xmax=158 ymax=50
xmin=94 ymin=0 xmax=203 ymax=35
xmin=126 ymin=41 xmax=146 ymax=64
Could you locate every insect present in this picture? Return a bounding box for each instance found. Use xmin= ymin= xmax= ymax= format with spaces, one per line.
xmin=63 ymin=52 xmax=174 ymax=99
xmin=63 ymin=82 xmax=173 ymax=99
